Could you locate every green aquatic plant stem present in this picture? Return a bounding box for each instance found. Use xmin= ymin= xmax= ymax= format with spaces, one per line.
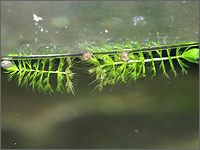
xmin=103 ymin=55 xmax=182 ymax=66
xmin=3 ymin=58 xmax=75 ymax=95
xmin=8 ymin=66 xmax=67 ymax=75
xmin=86 ymin=47 xmax=198 ymax=92
xmin=1 ymin=38 xmax=199 ymax=94
xmin=1 ymin=42 xmax=198 ymax=60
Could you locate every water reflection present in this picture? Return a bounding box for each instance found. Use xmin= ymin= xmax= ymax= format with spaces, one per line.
xmin=1 ymin=1 xmax=199 ymax=55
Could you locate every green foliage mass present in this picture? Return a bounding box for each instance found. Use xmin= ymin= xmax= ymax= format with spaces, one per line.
xmin=1 ymin=39 xmax=199 ymax=94
xmin=85 ymin=41 xmax=199 ymax=92
xmin=3 ymin=57 xmax=75 ymax=95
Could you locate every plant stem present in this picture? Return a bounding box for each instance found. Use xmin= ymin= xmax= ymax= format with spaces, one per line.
xmin=113 ymin=55 xmax=182 ymax=65
xmin=99 ymin=55 xmax=183 ymax=69
xmin=16 ymin=68 xmax=67 ymax=74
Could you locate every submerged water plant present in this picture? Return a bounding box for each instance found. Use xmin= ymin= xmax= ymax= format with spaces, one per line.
xmin=1 ymin=38 xmax=199 ymax=94
xmin=2 ymin=49 xmax=75 ymax=95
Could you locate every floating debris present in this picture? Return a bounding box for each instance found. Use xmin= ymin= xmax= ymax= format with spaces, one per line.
xmin=82 ymin=52 xmax=93 ymax=60
xmin=133 ymin=16 xmax=144 ymax=26
xmin=105 ymin=29 xmax=109 ymax=33
xmin=134 ymin=129 xmax=139 ymax=133
xmin=120 ymin=52 xmax=130 ymax=62
xmin=33 ymin=14 xmax=43 ymax=22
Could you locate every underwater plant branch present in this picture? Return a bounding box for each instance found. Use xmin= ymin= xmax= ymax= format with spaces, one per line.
xmin=5 ymin=65 xmax=68 ymax=75
xmin=2 ymin=57 xmax=75 ymax=94
xmin=1 ymin=39 xmax=199 ymax=94
xmin=87 ymin=44 xmax=198 ymax=92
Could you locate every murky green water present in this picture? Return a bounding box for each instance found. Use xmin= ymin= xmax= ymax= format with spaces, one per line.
xmin=1 ymin=1 xmax=199 ymax=54
xmin=1 ymin=1 xmax=199 ymax=149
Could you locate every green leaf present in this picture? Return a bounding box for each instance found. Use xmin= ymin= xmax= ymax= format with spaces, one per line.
xmin=98 ymin=84 xmax=103 ymax=92
xmin=3 ymin=53 xmax=19 ymax=56
xmin=66 ymin=87 xmax=71 ymax=94
xmin=182 ymin=48 xmax=199 ymax=64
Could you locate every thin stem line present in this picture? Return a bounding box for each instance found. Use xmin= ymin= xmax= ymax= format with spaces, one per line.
xmin=1 ymin=43 xmax=197 ymax=60
xmin=101 ymin=55 xmax=182 ymax=67
xmin=14 ymin=68 xmax=67 ymax=74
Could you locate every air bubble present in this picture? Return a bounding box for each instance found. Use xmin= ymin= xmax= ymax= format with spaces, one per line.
xmin=1 ymin=60 xmax=13 ymax=68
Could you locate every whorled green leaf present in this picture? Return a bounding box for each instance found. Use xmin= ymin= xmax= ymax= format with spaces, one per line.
xmin=182 ymin=48 xmax=199 ymax=64
xmin=2 ymin=57 xmax=75 ymax=95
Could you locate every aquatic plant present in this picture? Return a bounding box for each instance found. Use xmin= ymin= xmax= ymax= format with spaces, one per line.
xmin=1 ymin=38 xmax=199 ymax=94
xmin=2 ymin=48 xmax=75 ymax=95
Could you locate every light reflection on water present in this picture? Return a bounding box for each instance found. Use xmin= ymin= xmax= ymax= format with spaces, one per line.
xmin=1 ymin=1 xmax=199 ymax=149
xmin=1 ymin=1 xmax=199 ymax=54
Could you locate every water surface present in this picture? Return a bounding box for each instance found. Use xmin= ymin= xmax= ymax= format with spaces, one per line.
xmin=1 ymin=1 xmax=199 ymax=149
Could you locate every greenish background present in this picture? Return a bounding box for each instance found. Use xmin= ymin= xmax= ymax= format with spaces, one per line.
xmin=1 ymin=1 xmax=199 ymax=149
xmin=1 ymin=1 xmax=199 ymax=54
